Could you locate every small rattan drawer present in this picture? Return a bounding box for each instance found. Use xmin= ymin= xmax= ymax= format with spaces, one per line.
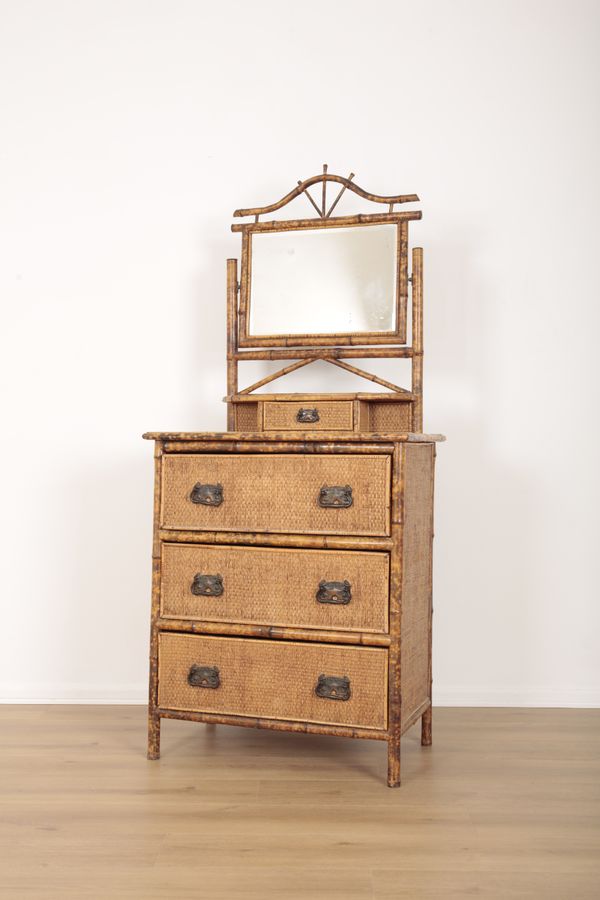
xmin=161 ymin=453 xmax=391 ymax=536
xmin=263 ymin=400 xmax=354 ymax=431
xmin=158 ymin=632 xmax=388 ymax=730
xmin=160 ymin=543 xmax=389 ymax=633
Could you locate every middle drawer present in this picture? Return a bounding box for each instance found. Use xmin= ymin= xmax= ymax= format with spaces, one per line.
xmin=161 ymin=543 xmax=389 ymax=633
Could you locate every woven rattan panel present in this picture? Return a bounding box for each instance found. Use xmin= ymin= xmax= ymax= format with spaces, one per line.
xmin=234 ymin=403 xmax=259 ymax=431
xmin=263 ymin=401 xmax=354 ymax=431
xmin=400 ymin=443 xmax=434 ymax=725
xmin=158 ymin=633 xmax=387 ymax=729
xmin=160 ymin=543 xmax=389 ymax=632
xmin=369 ymin=401 xmax=412 ymax=432
xmin=161 ymin=453 xmax=391 ymax=536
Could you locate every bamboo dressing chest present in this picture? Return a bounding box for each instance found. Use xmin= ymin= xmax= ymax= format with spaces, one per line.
xmin=144 ymin=168 xmax=443 ymax=786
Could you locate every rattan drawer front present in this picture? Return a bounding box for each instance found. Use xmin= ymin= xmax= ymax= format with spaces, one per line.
xmin=161 ymin=454 xmax=390 ymax=536
xmin=160 ymin=543 xmax=389 ymax=633
xmin=158 ymin=633 xmax=387 ymax=730
xmin=263 ymin=401 xmax=354 ymax=431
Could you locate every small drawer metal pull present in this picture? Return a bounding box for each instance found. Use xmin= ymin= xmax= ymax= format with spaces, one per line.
xmin=316 ymin=580 xmax=352 ymax=605
xmin=296 ymin=407 xmax=320 ymax=424
xmin=318 ymin=485 xmax=353 ymax=508
xmin=315 ymin=674 xmax=351 ymax=701
xmin=187 ymin=665 xmax=220 ymax=689
xmin=190 ymin=482 xmax=223 ymax=506
xmin=191 ymin=574 xmax=224 ymax=597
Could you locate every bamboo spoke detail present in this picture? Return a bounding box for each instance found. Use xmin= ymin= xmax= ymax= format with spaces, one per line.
xmin=326 ymin=172 xmax=355 ymax=218
xmin=298 ymin=181 xmax=323 ymax=218
xmin=234 ymin=168 xmax=419 ymax=218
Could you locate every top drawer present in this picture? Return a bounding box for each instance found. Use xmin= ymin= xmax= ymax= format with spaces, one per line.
xmin=161 ymin=453 xmax=391 ymax=536
xmin=263 ymin=401 xmax=354 ymax=431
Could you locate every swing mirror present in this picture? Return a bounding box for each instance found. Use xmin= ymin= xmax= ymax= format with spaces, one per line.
xmin=239 ymin=220 xmax=407 ymax=347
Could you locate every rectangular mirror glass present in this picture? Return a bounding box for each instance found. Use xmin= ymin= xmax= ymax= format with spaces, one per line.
xmin=247 ymin=224 xmax=398 ymax=337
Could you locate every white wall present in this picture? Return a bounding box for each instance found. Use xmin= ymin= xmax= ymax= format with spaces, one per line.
xmin=1 ymin=0 xmax=598 ymax=705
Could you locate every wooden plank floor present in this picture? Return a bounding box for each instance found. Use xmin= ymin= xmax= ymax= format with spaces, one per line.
xmin=0 ymin=706 xmax=598 ymax=899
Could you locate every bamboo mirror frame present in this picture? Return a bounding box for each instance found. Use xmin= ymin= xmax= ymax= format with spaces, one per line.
xmin=237 ymin=218 xmax=408 ymax=348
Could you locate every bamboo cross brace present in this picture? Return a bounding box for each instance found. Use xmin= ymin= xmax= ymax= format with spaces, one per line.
xmin=323 ymin=357 xmax=410 ymax=394
xmin=238 ymin=356 xmax=319 ymax=394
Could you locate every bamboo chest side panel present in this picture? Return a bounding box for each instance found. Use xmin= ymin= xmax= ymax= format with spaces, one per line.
xmin=263 ymin=400 xmax=354 ymax=431
xmin=160 ymin=542 xmax=389 ymax=633
xmin=161 ymin=453 xmax=391 ymax=536
xmin=158 ymin=632 xmax=388 ymax=730
xmin=400 ymin=443 xmax=435 ymax=727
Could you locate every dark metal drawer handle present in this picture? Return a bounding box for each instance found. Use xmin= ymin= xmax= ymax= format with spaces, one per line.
xmin=188 ymin=665 xmax=220 ymax=689
xmin=315 ymin=674 xmax=351 ymax=701
xmin=191 ymin=574 xmax=224 ymax=597
xmin=190 ymin=482 xmax=223 ymax=506
xmin=297 ymin=407 xmax=320 ymax=424
xmin=318 ymin=485 xmax=353 ymax=508
xmin=316 ymin=580 xmax=351 ymax=605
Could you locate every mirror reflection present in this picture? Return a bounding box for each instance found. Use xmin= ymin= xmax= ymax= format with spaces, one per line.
xmin=248 ymin=224 xmax=397 ymax=336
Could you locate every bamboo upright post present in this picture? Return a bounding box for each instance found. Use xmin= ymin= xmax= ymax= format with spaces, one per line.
xmin=422 ymin=442 xmax=435 ymax=747
xmin=387 ymin=446 xmax=404 ymax=787
xmin=147 ymin=441 xmax=164 ymax=760
xmin=411 ymin=247 xmax=423 ymax=431
xmin=226 ymin=258 xmax=238 ymax=430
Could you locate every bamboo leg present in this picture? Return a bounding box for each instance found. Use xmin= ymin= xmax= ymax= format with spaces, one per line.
xmin=387 ymin=737 xmax=401 ymax=787
xmin=421 ymin=706 xmax=432 ymax=746
xmin=148 ymin=713 xmax=161 ymax=760
xmin=147 ymin=553 xmax=161 ymax=760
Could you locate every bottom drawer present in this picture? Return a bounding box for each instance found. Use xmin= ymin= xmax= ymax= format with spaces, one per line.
xmin=158 ymin=632 xmax=388 ymax=731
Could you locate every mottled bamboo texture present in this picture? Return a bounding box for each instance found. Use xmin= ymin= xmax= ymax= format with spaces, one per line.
xmin=147 ymin=441 xmax=163 ymax=760
xmin=143 ymin=431 xmax=445 ymax=443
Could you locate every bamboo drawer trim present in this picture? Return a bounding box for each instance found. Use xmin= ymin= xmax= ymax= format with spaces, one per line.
xmin=158 ymin=529 xmax=394 ymax=552
xmin=156 ymin=707 xmax=389 ymax=740
xmin=161 ymin=453 xmax=391 ymax=536
xmin=158 ymin=617 xmax=391 ymax=647
xmin=263 ymin=400 xmax=354 ymax=431
xmin=160 ymin=543 xmax=389 ymax=633
xmin=158 ymin=632 xmax=388 ymax=731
